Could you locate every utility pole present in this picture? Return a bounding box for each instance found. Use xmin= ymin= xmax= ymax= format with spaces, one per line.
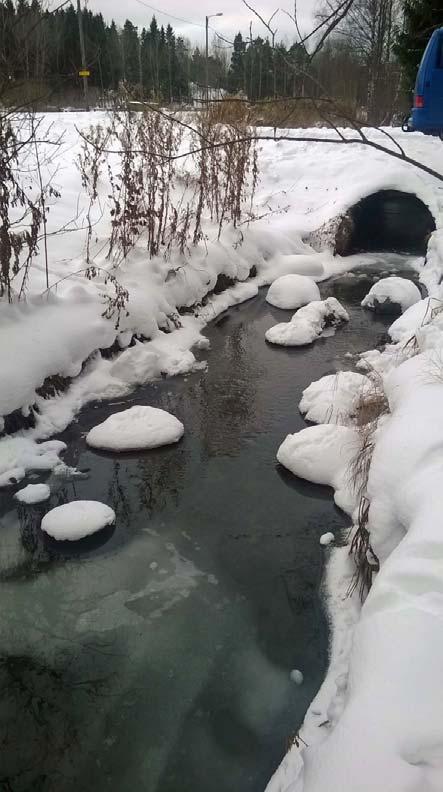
xmin=205 ymin=12 xmax=223 ymax=105
xmin=138 ymin=35 xmax=143 ymax=97
xmin=205 ymin=16 xmax=209 ymax=105
xmin=77 ymin=0 xmax=89 ymax=111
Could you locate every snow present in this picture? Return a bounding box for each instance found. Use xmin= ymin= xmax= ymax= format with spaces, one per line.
xmin=269 ymin=272 xmax=443 ymax=792
xmin=277 ymin=424 xmax=360 ymax=515
xmin=290 ymin=669 xmax=304 ymax=685
xmin=41 ymin=500 xmax=116 ymax=541
xmin=86 ymin=406 xmax=184 ymax=452
xmin=266 ymin=274 xmax=320 ymax=310
xmin=361 ymin=276 xmax=422 ymax=314
xmin=388 ymin=295 xmax=443 ymax=343
xmin=3 ymin=113 xmax=443 ymax=792
xmin=14 ymin=483 xmax=51 ymax=504
xmin=299 ymin=371 xmax=370 ymax=425
xmin=1 ymin=116 xmax=442 ymax=490
xmin=320 ymin=532 xmax=335 ymax=546
xmin=265 ymin=298 xmax=349 ymax=346
xmin=0 ymin=438 xmax=66 ymax=487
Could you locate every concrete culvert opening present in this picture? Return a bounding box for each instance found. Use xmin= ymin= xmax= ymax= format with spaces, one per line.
xmin=336 ymin=190 xmax=436 ymax=256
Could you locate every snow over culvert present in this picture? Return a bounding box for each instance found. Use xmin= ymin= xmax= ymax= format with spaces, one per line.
xmin=266 ymin=274 xmax=320 ymax=310
xmin=15 ymin=483 xmax=51 ymax=504
xmin=361 ymin=276 xmax=421 ymax=314
xmin=266 ymin=297 xmax=349 ymax=347
xmin=86 ymin=405 xmax=184 ymax=452
xmin=41 ymin=500 xmax=115 ymax=541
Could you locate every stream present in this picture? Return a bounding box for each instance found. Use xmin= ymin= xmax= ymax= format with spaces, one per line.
xmin=0 ymin=254 xmax=419 ymax=792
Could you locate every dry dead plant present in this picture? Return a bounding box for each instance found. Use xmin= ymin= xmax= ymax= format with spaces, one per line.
xmin=78 ymin=100 xmax=259 ymax=264
xmin=347 ymin=373 xmax=389 ymax=599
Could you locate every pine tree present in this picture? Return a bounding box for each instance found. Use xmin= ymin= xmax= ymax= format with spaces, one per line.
xmin=228 ymin=33 xmax=246 ymax=94
xmin=396 ymin=0 xmax=443 ymax=91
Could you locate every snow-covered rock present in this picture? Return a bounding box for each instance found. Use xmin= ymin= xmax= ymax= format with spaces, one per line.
xmin=277 ymin=424 xmax=360 ymax=514
xmin=266 ymin=274 xmax=320 ymax=310
xmin=361 ymin=276 xmax=421 ymax=315
xmin=41 ymin=500 xmax=115 ymax=540
xmin=86 ymin=405 xmax=184 ymax=452
xmin=265 ymin=298 xmax=349 ymax=346
xmin=299 ymin=371 xmax=370 ymax=425
xmin=15 ymin=483 xmax=51 ymax=504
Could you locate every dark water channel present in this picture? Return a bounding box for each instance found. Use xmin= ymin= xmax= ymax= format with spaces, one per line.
xmin=0 ymin=255 xmax=416 ymax=792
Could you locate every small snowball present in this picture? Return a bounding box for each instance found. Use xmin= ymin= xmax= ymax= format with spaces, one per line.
xmin=41 ymin=500 xmax=115 ymax=541
xmin=320 ymin=532 xmax=335 ymax=546
xmin=290 ymin=669 xmax=304 ymax=685
xmin=15 ymin=483 xmax=50 ymax=504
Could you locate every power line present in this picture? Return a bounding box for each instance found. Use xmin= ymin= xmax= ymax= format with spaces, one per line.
xmin=133 ymin=0 xmax=231 ymax=42
xmin=134 ymin=0 xmax=206 ymax=30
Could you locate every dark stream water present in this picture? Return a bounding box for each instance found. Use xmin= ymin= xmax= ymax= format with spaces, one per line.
xmin=0 ymin=255 xmax=416 ymax=792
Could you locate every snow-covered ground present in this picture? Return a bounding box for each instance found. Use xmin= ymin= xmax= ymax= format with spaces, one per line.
xmin=3 ymin=112 xmax=443 ymax=791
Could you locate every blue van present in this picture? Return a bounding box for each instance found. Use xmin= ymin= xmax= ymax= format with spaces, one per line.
xmin=404 ymin=28 xmax=443 ymax=136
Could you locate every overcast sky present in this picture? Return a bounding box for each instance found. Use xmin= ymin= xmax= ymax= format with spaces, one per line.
xmin=82 ymin=0 xmax=316 ymax=46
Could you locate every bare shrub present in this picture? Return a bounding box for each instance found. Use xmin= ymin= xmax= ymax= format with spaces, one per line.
xmin=78 ymin=102 xmax=259 ymax=265
xmin=194 ymin=111 xmax=259 ymax=239
xmin=0 ymin=114 xmax=61 ymax=301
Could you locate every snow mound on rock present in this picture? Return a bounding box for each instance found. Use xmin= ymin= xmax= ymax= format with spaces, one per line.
xmin=361 ymin=276 xmax=421 ymax=314
xmin=41 ymin=500 xmax=115 ymax=541
xmin=277 ymin=424 xmax=360 ymax=514
xmin=86 ymin=405 xmax=184 ymax=452
xmin=266 ymin=274 xmax=320 ymax=310
xmin=300 ymin=371 xmax=371 ymax=425
xmin=15 ymin=483 xmax=51 ymax=504
xmin=265 ymin=297 xmax=349 ymax=347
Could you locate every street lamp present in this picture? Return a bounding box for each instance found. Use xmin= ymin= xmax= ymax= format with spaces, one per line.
xmin=205 ymin=12 xmax=223 ymax=105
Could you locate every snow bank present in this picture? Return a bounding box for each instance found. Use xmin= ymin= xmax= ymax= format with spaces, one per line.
xmin=0 ymin=290 xmax=116 ymax=419
xmin=361 ymin=276 xmax=421 ymax=314
xmin=277 ymin=424 xmax=359 ymax=514
xmin=86 ymin=406 xmax=184 ymax=452
xmin=265 ymin=298 xmax=349 ymax=346
xmin=388 ymin=295 xmax=443 ymax=342
xmin=299 ymin=371 xmax=370 ymax=425
xmin=270 ymin=300 xmax=443 ymax=792
xmin=266 ymin=274 xmax=320 ymax=310
xmin=281 ymin=353 xmax=443 ymax=792
xmin=0 ymin=438 xmax=66 ymax=487
xmin=15 ymin=483 xmax=51 ymax=504
xmin=41 ymin=500 xmax=115 ymax=540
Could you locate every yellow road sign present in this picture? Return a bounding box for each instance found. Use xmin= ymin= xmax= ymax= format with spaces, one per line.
xmin=79 ymin=69 xmax=90 ymax=77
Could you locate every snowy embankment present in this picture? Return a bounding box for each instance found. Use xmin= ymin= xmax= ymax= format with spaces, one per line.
xmin=1 ymin=114 xmax=443 ymax=487
xmin=267 ymin=262 xmax=443 ymax=785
